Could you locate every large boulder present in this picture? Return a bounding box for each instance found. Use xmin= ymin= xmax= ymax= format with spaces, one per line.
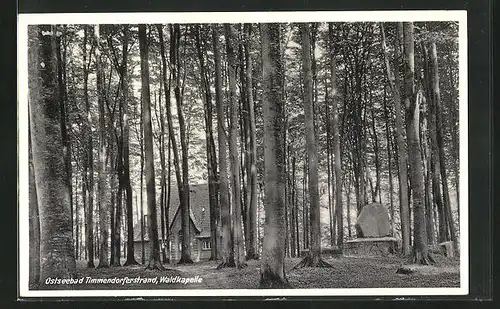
xmin=355 ymin=203 xmax=391 ymax=238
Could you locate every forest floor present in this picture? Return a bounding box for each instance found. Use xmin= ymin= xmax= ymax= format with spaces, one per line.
xmin=34 ymin=253 xmax=460 ymax=290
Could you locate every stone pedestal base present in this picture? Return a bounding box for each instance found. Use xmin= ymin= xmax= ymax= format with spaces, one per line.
xmin=344 ymin=237 xmax=399 ymax=257
xmin=437 ymin=241 xmax=455 ymax=257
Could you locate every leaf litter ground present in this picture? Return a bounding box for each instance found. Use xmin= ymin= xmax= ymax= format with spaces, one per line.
xmin=36 ymin=254 xmax=459 ymax=290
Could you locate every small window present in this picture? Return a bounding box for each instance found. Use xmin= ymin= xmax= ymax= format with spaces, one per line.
xmin=202 ymin=240 xmax=211 ymax=250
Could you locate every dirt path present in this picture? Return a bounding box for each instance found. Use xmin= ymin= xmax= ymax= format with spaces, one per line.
xmin=172 ymin=260 xmax=261 ymax=289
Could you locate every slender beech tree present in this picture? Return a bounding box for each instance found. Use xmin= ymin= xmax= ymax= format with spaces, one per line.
xmin=328 ymin=23 xmax=344 ymax=250
xmin=157 ymin=84 xmax=169 ymax=264
xmin=135 ymin=95 xmax=146 ymax=265
xmin=289 ymin=147 xmax=298 ymax=256
xmin=295 ymin=23 xmax=332 ymax=268
xmin=292 ymin=155 xmax=300 ymax=256
xmin=109 ymin=137 xmax=118 ymax=266
xmin=95 ymin=24 xmax=110 ymax=269
xmin=157 ymin=24 xmax=185 ymax=264
xmin=28 ymin=24 xmax=77 ymax=280
xmin=213 ymin=24 xmax=235 ymax=268
xmin=225 ymin=23 xmax=246 ymax=268
xmin=106 ymin=27 xmax=127 ymax=267
xmin=430 ymin=40 xmax=457 ymax=249
xmin=172 ymin=24 xmax=193 ymax=265
xmin=423 ymin=39 xmax=457 ymax=248
xmin=82 ymin=25 xmax=96 ymax=268
xmin=444 ymin=44 xmax=460 ymax=212
xmin=244 ymin=23 xmax=259 ymax=260
xmin=150 ymin=53 xmax=167 ymax=264
xmin=422 ymin=41 xmax=447 ymax=243
xmin=259 ymin=23 xmax=290 ymax=288
xmin=383 ymin=84 xmax=396 ymax=235
xmin=194 ymin=25 xmax=220 ymax=260
xmin=120 ymin=25 xmax=138 ymax=266
xmin=346 ymin=174 xmax=352 ymax=238
xmin=75 ymin=176 xmax=80 ymax=260
xmin=55 ymin=26 xmax=73 ymax=234
xmin=139 ymin=24 xmax=164 ymax=270
xmin=420 ymin=101 xmax=435 ymax=245
xmin=402 ymin=22 xmax=434 ymax=264
xmin=380 ymin=23 xmax=411 ymax=255
xmin=326 ymin=96 xmax=335 ymax=247
xmin=302 ymin=160 xmax=309 ymax=250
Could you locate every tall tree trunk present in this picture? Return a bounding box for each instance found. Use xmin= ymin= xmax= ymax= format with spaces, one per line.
xmin=158 ymin=24 xmax=183 ymax=264
xmin=139 ymin=24 xmax=164 ymax=270
xmin=95 ymin=222 xmax=99 ymax=260
xmin=109 ymin=145 xmax=118 ymax=266
xmin=295 ymin=23 xmax=331 ymax=268
xmin=417 ymin=55 xmax=434 ymax=245
xmin=95 ymin=24 xmax=110 ymax=269
xmin=329 ymin=23 xmax=344 ymax=250
xmin=82 ymin=25 xmax=95 ymax=269
xmin=383 ymin=85 xmax=395 ymax=235
xmin=283 ymin=118 xmax=289 ymax=258
xmin=353 ymin=164 xmax=361 ymax=216
xmin=403 ymin=22 xmax=433 ymax=264
xmin=292 ymin=155 xmax=300 ymax=256
xmin=28 ymin=24 xmax=77 ymax=281
xmin=54 ymin=26 xmax=73 ymax=236
xmin=194 ymin=25 xmax=220 ymax=260
xmin=244 ymin=23 xmax=259 ymax=260
xmin=444 ymin=50 xmax=460 ymax=212
xmin=224 ymin=24 xmax=246 ymax=268
xmin=139 ymin=98 xmax=145 ymax=265
xmin=289 ymin=148 xmax=297 ymax=257
xmin=213 ymin=24 xmax=235 ymax=268
xmin=158 ymin=91 xmax=169 ymax=264
xmin=107 ymin=81 xmax=122 ymax=267
xmin=302 ymin=160 xmax=309 ymax=250
xmin=28 ymin=118 xmax=40 ymax=286
xmin=422 ymin=41 xmax=447 ymax=243
xmin=170 ymin=24 xmax=193 ymax=265
xmin=421 ymin=110 xmax=435 ymax=245
xmin=111 ymin=30 xmax=126 ymax=266
xmin=370 ymin=105 xmax=382 ymax=203
xmin=430 ymin=41 xmax=457 ymax=249
xmin=346 ymin=175 xmax=352 ymax=238
xmin=238 ymin=40 xmax=249 ymax=255
xmin=166 ymin=138 xmax=172 ymax=261
xmin=121 ymin=26 xmax=138 ymax=266
xmin=55 ymin=27 xmax=73 ymax=237
xmin=380 ymin=23 xmax=411 ymax=255
xmin=325 ymin=84 xmax=335 ymax=248
xmin=75 ymin=175 xmax=79 ymax=260
xmin=259 ymin=23 xmax=290 ymax=288
xmin=82 ymin=176 xmax=87 ymax=260
xmin=326 ymin=131 xmax=333 ymax=246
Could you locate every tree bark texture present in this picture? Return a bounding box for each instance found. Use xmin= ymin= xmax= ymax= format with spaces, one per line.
xmin=259 ymin=23 xmax=290 ymax=288
xmin=28 ymin=25 xmax=77 ymax=281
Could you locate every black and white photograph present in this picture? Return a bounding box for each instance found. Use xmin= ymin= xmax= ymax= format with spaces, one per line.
xmin=17 ymin=11 xmax=468 ymax=297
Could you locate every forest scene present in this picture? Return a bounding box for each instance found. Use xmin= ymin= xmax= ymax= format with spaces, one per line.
xmin=26 ymin=21 xmax=461 ymax=290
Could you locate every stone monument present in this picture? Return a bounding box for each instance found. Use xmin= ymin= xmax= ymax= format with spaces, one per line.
xmin=344 ymin=203 xmax=399 ymax=256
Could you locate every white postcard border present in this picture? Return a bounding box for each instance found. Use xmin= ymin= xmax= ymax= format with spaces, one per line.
xmin=17 ymin=10 xmax=469 ymax=298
